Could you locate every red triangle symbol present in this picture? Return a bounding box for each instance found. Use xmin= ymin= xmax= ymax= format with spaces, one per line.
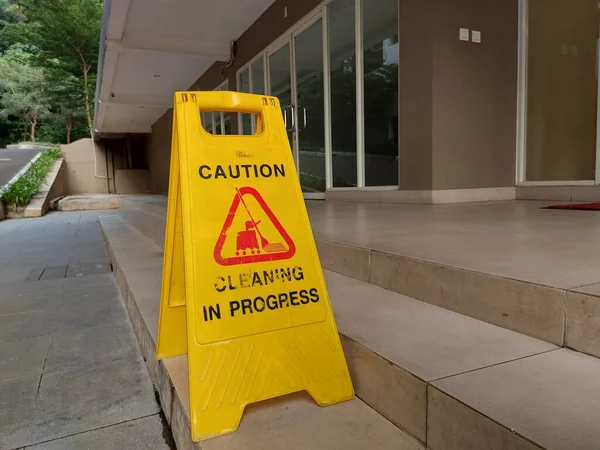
xmin=214 ymin=187 xmax=296 ymax=266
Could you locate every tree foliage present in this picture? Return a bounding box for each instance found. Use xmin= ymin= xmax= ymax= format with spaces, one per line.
xmin=0 ymin=57 xmax=50 ymax=141
xmin=46 ymin=71 xmax=87 ymax=143
xmin=0 ymin=0 xmax=24 ymax=29
xmin=0 ymin=0 xmax=101 ymax=146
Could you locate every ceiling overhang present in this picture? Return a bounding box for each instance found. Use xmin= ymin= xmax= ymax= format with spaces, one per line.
xmin=94 ymin=0 xmax=276 ymax=137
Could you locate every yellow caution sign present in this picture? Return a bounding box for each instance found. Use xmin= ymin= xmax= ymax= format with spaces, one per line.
xmin=156 ymin=91 xmax=354 ymax=441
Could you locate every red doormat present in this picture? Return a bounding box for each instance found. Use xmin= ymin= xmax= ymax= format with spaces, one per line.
xmin=544 ymin=202 xmax=600 ymax=211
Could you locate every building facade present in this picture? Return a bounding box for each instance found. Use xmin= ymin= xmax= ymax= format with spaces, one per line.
xmin=95 ymin=0 xmax=599 ymax=202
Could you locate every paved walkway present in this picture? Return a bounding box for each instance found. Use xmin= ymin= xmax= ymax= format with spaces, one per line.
xmin=0 ymin=211 xmax=173 ymax=449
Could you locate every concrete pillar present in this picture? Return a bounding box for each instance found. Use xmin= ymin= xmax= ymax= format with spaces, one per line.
xmin=399 ymin=0 xmax=434 ymax=191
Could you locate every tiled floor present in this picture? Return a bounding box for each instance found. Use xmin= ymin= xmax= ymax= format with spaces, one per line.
xmin=120 ymin=195 xmax=600 ymax=290
xmin=306 ymin=200 xmax=600 ymax=289
xmin=0 ymin=211 xmax=173 ymax=450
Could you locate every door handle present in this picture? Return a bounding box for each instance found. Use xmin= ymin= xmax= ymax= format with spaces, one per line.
xmin=283 ymin=106 xmax=289 ymax=130
xmin=282 ymin=105 xmax=296 ymax=132
xmin=290 ymin=104 xmax=296 ymax=132
xmin=298 ymin=106 xmax=307 ymax=132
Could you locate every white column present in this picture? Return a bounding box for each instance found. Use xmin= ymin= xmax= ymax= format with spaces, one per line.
xmin=355 ymin=0 xmax=365 ymax=187
xmin=323 ymin=5 xmax=333 ymax=189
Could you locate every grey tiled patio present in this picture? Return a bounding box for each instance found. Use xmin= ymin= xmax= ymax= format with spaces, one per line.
xmin=0 ymin=211 xmax=173 ymax=449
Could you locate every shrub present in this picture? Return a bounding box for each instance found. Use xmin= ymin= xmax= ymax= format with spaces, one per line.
xmin=1 ymin=148 xmax=62 ymax=206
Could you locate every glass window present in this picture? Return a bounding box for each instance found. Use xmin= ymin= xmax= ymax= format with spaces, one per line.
xmin=269 ymin=43 xmax=293 ymax=147
xmin=329 ymin=0 xmax=357 ymax=187
xmin=201 ymin=112 xmax=212 ymax=133
xmin=251 ymin=57 xmax=265 ymax=133
xmin=363 ymin=0 xmax=399 ymax=186
xmin=296 ymin=19 xmax=326 ymax=193
xmin=251 ymin=57 xmax=265 ymax=95
xmin=239 ymin=69 xmax=250 ymax=93
xmin=525 ymin=0 xmax=597 ymax=181
xmin=217 ymin=81 xmax=234 ymax=135
xmin=238 ymin=68 xmax=253 ymax=134
xmin=200 ymin=81 xmax=231 ymax=135
xmin=215 ymin=113 xmax=223 ymax=135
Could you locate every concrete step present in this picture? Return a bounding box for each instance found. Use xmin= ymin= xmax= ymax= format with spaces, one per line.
xmin=99 ymin=215 xmax=423 ymax=450
xmin=121 ymin=196 xmax=600 ymax=364
xmin=54 ymin=193 xmax=123 ymax=212
xmin=117 ymin=197 xmax=600 ymax=360
xmin=327 ymin=272 xmax=600 ymax=449
xmin=122 ymin=195 xmax=167 ymax=217
xmin=318 ymin=242 xmax=600 ymax=359
xmin=327 ymin=271 xmax=556 ymax=444
xmin=119 ymin=197 xmax=562 ymax=341
xmin=100 ymin=214 xmax=600 ymax=450
xmin=316 ymin=237 xmax=571 ymax=346
xmin=308 ymin=201 xmax=600 ymax=359
xmin=429 ymin=349 xmax=600 ymax=450
xmin=118 ymin=203 xmax=166 ymax=249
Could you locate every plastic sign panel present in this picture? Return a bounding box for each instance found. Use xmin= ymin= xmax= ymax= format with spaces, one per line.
xmin=156 ymin=91 xmax=354 ymax=441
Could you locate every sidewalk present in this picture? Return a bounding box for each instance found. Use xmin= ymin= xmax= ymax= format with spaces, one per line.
xmin=0 ymin=211 xmax=174 ymax=449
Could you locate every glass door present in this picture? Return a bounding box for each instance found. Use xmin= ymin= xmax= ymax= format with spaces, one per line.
xmin=268 ymin=15 xmax=325 ymax=198
xmin=294 ymin=18 xmax=326 ymax=196
xmin=267 ymin=42 xmax=295 ymax=162
xmin=520 ymin=0 xmax=599 ymax=183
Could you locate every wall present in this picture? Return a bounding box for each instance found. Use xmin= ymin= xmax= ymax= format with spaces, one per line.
xmin=397 ymin=0 xmax=518 ymax=190
xmin=147 ymin=0 xmax=519 ymax=195
xmin=61 ymin=139 xmax=110 ymax=195
xmin=206 ymin=0 xmax=322 ymax=92
xmin=146 ymin=109 xmax=173 ymax=194
xmin=146 ymin=0 xmax=322 ymax=194
xmin=115 ymin=169 xmax=151 ymax=194
xmin=430 ymin=0 xmax=518 ymax=190
xmin=62 ymin=138 xmax=151 ymax=195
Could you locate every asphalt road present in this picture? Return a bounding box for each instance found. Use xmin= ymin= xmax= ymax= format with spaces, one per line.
xmin=0 ymin=148 xmax=42 ymax=189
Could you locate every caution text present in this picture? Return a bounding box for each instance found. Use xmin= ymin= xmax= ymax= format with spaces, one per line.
xmin=201 ymin=287 xmax=321 ymax=322
xmin=214 ymin=266 xmax=304 ymax=293
xmin=199 ymin=164 xmax=286 ymax=180
xmin=230 ymin=288 xmax=320 ymax=317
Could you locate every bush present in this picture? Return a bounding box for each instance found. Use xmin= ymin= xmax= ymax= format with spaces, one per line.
xmin=1 ymin=148 xmax=62 ymax=206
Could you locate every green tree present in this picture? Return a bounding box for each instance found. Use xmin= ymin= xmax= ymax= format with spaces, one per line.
xmin=0 ymin=0 xmax=24 ymax=28
xmin=3 ymin=0 xmax=102 ymax=135
xmin=0 ymin=0 xmax=25 ymax=144
xmin=0 ymin=58 xmax=50 ymax=141
xmin=46 ymin=70 xmax=86 ymax=143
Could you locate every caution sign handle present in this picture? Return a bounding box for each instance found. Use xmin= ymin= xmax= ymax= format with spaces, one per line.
xmin=181 ymin=90 xmax=271 ymax=114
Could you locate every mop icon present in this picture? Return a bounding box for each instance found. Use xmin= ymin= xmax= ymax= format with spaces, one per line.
xmin=234 ymin=187 xmax=287 ymax=256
